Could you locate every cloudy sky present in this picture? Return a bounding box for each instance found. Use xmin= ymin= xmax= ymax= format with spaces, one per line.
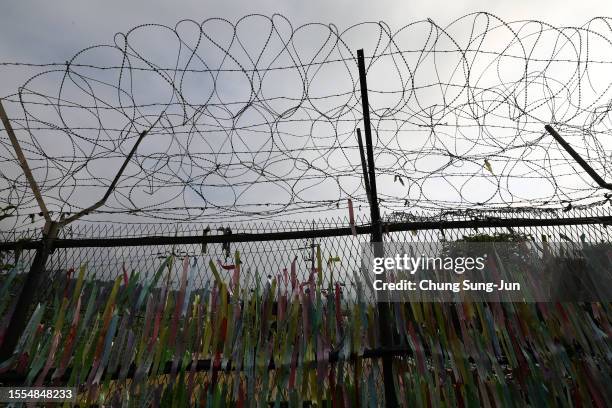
xmin=1 ymin=1 xmax=610 ymax=69
xmin=2 ymin=0 xmax=612 ymax=232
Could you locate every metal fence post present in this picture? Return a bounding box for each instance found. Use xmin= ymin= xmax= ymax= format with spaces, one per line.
xmin=0 ymin=221 xmax=58 ymax=361
xmin=357 ymin=48 xmax=399 ymax=407
xmin=0 ymin=99 xmax=58 ymax=362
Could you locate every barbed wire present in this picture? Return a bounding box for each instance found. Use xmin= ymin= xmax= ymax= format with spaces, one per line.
xmin=2 ymin=12 xmax=612 ymax=230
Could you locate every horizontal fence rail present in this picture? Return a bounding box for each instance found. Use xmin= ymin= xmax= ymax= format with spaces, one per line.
xmin=2 ymin=211 xmax=612 ymax=251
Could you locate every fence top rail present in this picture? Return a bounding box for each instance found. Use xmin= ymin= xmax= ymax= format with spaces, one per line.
xmin=1 ymin=207 xmax=611 ymax=250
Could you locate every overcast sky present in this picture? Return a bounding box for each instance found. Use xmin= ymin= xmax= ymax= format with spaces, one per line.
xmin=2 ymin=0 xmax=612 ymax=232
xmin=3 ymin=0 xmax=612 ymax=91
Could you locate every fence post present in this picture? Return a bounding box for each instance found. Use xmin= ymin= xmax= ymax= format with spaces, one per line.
xmin=0 ymin=221 xmax=58 ymax=361
xmin=357 ymin=48 xmax=399 ymax=407
xmin=0 ymin=99 xmax=58 ymax=362
xmin=0 ymin=103 xmax=164 ymax=363
xmin=545 ymin=125 xmax=612 ymax=190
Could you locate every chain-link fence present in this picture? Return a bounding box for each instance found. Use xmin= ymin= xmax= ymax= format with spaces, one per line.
xmin=0 ymin=207 xmax=611 ymax=405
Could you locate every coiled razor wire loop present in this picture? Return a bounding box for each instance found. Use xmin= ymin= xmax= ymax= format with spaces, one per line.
xmin=2 ymin=12 xmax=612 ymax=231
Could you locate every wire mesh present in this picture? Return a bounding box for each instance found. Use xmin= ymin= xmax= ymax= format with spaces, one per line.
xmin=1 ymin=206 xmax=610 ymax=405
xmin=4 ymin=13 xmax=612 ymax=231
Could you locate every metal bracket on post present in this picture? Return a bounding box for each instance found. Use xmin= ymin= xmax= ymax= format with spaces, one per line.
xmin=357 ymin=48 xmax=399 ymax=407
xmin=356 ymin=128 xmax=372 ymax=206
xmin=0 ymin=100 xmax=51 ymax=226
